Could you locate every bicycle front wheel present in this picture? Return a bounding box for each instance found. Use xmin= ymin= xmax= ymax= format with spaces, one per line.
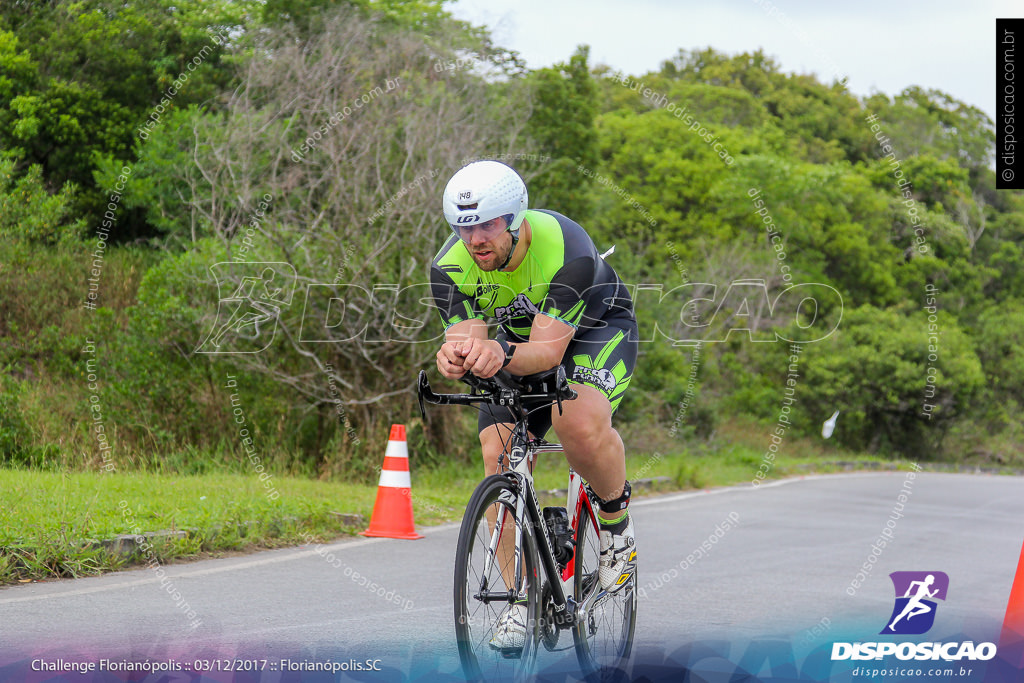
xmin=454 ymin=474 xmax=541 ymax=682
xmin=572 ymin=501 xmax=636 ymax=680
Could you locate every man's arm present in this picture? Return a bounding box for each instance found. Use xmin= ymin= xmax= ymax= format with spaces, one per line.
xmin=460 ymin=314 xmax=574 ymax=378
xmin=508 ymin=314 xmax=574 ymax=374
xmin=430 ymin=263 xmax=489 ymax=379
xmin=460 ymin=254 xmax=591 ymax=378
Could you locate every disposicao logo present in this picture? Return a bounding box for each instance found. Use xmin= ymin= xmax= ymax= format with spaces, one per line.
xmin=831 ymin=571 xmax=997 ymax=662
xmin=881 ymin=571 xmax=949 ymax=635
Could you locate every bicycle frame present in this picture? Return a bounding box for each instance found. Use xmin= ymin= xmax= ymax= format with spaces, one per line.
xmin=566 ymin=470 xmax=621 ymax=623
xmin=418 ymin=368 xmax=613 ymax=628
xmin=423 ymin=367 xmax=635 ymax=677
xmin=490 ymin=429 xmax=608 ymax=631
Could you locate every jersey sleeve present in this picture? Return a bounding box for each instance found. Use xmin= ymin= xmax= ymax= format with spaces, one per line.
xmin=540 ymin=256 xmax=594 ymax=328
xmin=430 ymin=264 xmax=485 ymax=329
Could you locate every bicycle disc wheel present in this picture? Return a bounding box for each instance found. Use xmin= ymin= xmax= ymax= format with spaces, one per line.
xmin=454 ymin=474 xmax=541 ymax=682
xmin=572 ymin=500 xmax=636 ymax=680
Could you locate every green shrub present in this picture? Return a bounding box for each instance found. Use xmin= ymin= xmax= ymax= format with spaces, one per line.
xmin=0 ymin=378 xmax=33 ymax=465
xmin=0 ymin=160 xmax=86 ymax=244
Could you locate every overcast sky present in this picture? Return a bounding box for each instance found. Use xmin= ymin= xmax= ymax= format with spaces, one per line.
xmin=449 ymin=0 xmax=1011 ymax=122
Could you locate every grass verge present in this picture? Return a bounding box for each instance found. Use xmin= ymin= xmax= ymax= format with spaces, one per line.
xmin=0 ymin=470 xmax=378 ymax=584
xmin=0 ymin=416 xmax=959 ymax=586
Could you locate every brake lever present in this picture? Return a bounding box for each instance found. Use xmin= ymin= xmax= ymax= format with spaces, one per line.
xmin=417 ymin=370 xmax=430 ymax=420
xmin=555 ymin=365 xmax=570 ymax=416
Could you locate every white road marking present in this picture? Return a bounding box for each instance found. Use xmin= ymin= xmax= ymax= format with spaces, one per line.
xmin=0 ymin=473 xmax=912 ymax=605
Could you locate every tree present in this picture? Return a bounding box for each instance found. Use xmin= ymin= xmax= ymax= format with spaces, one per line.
xmin=123 ymin=7 xmax=532 ymax=470
xmin=797 ymin=304 xmax=983 ymax=455
xmin=0 ymin=159 xmax=85 ymax=243
xmin=526 ymin=45 xmax=599 ymax=221
xmin=0 ymin=0 xmax=252 ymax=238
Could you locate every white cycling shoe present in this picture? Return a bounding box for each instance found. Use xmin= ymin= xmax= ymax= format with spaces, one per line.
xmin=599 ymin=514 xmax=636 ymax=592
xmin=488 ymin=602 xmax=528 ymax=653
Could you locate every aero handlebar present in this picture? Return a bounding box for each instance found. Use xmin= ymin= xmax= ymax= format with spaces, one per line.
xmin=416 ymin=366 xmax=578 ymax=420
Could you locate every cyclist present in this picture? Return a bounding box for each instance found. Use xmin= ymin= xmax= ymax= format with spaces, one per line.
xmin=429 ymin=160 xmax=638 ymax=650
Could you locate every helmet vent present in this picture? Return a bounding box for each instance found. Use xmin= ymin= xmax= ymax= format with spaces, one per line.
xmin=457 ymin=203 xmax=478 ymax=210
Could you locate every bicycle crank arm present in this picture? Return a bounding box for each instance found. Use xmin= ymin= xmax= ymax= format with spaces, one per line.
xmin=578 ymin=585 xmax=621 ymax=620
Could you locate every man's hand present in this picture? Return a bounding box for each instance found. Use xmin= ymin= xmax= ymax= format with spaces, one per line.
xmin=436 ymin=341 xmax=468 ymax=379
xmin=460 ymin=337 xmax=505 ymax=379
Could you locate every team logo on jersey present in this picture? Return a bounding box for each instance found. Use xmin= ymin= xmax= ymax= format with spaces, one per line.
xmin=475 ymin=282 xmax=501 ymax=308
xmin=494 ymin=293 xmax=540 ymax=320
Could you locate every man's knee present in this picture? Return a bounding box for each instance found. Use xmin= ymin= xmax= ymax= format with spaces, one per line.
xmin=553 ymin=387 xmax=612 ymax=442
xmin=479 ymin=424 xmax=512 ymax=474
xmin=556 ymin=420 xmax=605 ymax=455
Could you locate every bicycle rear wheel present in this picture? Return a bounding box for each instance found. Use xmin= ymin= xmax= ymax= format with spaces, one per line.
xmin=572 ymin=498 xmax=636 ymax=681
xmin=454 ymin=474 xmax=541 ymax=682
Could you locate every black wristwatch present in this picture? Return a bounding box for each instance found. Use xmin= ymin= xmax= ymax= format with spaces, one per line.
xmin=496 ymin=338 xmax=516 ymax=368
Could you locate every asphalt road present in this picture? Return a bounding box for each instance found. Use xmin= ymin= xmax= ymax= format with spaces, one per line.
xmin=1 ymin=472 xmax=1022 ymax=681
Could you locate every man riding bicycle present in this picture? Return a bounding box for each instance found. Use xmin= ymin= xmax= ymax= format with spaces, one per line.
xmin=429 ymin=160 xmax=638 ymax=650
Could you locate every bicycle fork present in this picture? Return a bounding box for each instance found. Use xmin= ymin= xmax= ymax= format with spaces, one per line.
xmin=478 ymin=486 xmax=526 ymax=604
xmin=478 ymin=444 xmax=534 ymax=604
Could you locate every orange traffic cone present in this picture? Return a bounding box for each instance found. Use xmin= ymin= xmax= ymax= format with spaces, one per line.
xmin=999 ymin=539 xmax=1024 ymax=668
xmin=360 ymin=424 xmax=423 ymax=540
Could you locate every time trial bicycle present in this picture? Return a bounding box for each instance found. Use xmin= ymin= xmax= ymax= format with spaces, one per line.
xmin=417 ymin=366 xmax=636 ymax=681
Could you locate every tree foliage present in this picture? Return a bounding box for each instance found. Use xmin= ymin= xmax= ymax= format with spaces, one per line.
xmin=0 ymin=5 xmax=1017 ymax=470
xmin=0 ymin=0 xmax=253 ymax=238
xmin=526 ymin=45 xmax=599 ymax=221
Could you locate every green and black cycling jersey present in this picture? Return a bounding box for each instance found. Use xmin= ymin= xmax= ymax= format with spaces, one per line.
xmin=431 ymin=209 xmax=638 ymax=427
xmin=429 ymin=209 xmax=635 ymax=341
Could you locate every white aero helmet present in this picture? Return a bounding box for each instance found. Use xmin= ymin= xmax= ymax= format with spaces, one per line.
xmin=442 ymin=160 xmax=528 ymax=237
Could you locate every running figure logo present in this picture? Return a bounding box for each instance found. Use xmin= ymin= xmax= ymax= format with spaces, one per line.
xmin=881 ymin=571 xmax=950 ymax=635
xmin=196 ymin=262 xmax=296 ymax=354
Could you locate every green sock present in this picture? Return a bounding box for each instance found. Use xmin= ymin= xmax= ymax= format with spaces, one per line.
xmin=599 ymin=509 xmax=629 ymax=533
